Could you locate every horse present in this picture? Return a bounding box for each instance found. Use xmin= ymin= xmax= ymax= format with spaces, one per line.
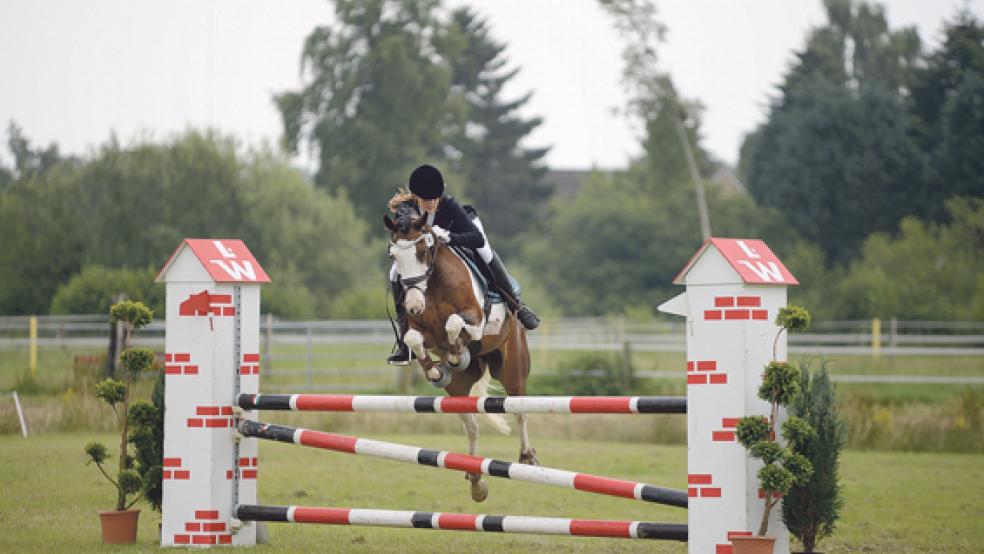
xmin=384 ymin=209 xmax=537 ymax=502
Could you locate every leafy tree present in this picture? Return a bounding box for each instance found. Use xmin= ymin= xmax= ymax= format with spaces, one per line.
xmin=835 ymin=197 xmax=984 ymax=320
xmin=0 ymin=130 xmax=376 ymax=318
xmin=50 ymin=265 xmax=164 ymax=316
xmin=276 ymin=0 xmax=450 ymax=219
xmin=438 ymin=7 xmax=550 ymax=257
xmin=741 ymin=78 xmax=924 ymax=264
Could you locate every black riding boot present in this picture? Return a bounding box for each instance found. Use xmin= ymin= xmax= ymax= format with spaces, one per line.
xmin=386 ymin=281 xmax=415 ymax=365
xmin=488 ymin=253 xmax=540 ymax=330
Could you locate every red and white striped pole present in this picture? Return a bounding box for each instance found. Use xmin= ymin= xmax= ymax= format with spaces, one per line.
xmin=238 ymin=420 xmax=688 ymax=508
xmin=236 ymin=504 xmax=687 ymax=541
xmin=239 ymin=393 xmax=685 ymax=414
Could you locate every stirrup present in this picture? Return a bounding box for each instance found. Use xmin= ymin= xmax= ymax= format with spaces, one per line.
xmin=387 ymin=343 xmax=415 ymax=366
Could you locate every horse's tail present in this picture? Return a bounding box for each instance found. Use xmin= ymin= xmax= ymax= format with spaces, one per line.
xmin=470 ymin=368 xmax=511 ymax=435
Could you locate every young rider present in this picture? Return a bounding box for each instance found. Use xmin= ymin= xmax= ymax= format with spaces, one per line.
xmin=386 ymin=163 xmax=540 ymax=365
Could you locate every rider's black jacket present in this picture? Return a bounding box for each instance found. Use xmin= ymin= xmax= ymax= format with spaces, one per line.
xmin=397 ymin=194 xmax=485 ymax=250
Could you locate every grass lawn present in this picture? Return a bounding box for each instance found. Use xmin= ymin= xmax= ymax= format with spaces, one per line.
xmin=2 ymin=431 xmax=982 ymax=553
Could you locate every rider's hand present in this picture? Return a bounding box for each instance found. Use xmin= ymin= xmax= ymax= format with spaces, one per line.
xmin=431 ymin=225 xmax=451 ymax=244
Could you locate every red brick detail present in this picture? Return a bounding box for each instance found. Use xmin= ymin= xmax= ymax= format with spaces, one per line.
xmin=700 ymin=487 xmax=722 ymax=497
xmin=162 ymin=470 xmax=171 ymax=479
xmin=242 ymin=469 xmax=257 ymax=479
xmin=187 ymin=418 xmax=203 ymax=428
xmin=185 ymin=523 xmax=201 ymax=532
xmin=163 ymin=457 xmax=182 ymax=467
xmin=219 ymin=535 xmax=232 ymax=544
xmin=687 ymin=374 xmax=707 ymax=385
xmin=197 ymin=406 xmax=221 ymax=416
xmin=704 ymin=310 xmax=723 ymax=320
xmin=208 ymin=307 xmax=221 ymax=316
xmin=195 ymin=510 xmax=220 ymax=520
xmin=736 ymin=296 xmax=761 ymax=307
xmin=243 ymin=354 xmax=260 ymax=363
xmin=722 ymin=418 xmax=740 ymax=428
xmin=714 ymin=296 xmax=735 ymax=307
xmin=221 ymin=406 xmax=234 ymax=416
xmin=174 ymin=353 xmax=191 ymax=363
xmin=710 ymin=374 xmax=728 ymax=384
xmin=696 ymin=360 xmax=717 ymax=371
xmin=205 ymin=419 xmax=228 ymax=428
xmin=202 ymin=522 xmax=226 ymax=532
xmin=725 ymin=309 xmax=750 ymax=320
xmin=712 ymin=431 xmax=736 ymax=442
xmin=174 ymin=534 xmax=190 ymax=544
xmin=240 ymin=457 xmax=252 ymax=466
xmin=688 ymin=474 xmax=713 ymax=484
xmin=222 ymin=307 xmax=236 ymax=316
xmin=193 ymin=535 xmax=216 ymax=545
xmin=240 ymin=365 xmax=251 ymax=375
xmin=164 ymin=353 xmax=173 ymax=362
xmin=752 ymin=309 xmax=768 ymax=320
xmin=688 ymin=488 xmax=698 ymax=497
xmin=173 ymin=470 xmax=190 ymax=480
xmin=687 ymin=361 xmax=695 ymax=371
xmin=716 ymin=545 xmax=734 ymax=554
xmin=164 ymin=365 xmax=182 ymax=375
xmin=226 ymin=470 xmax=233 ymax=480
xmin=210 ymin=294 xmax=232 ymax=304
xmin=252 ymin=457 xmax=258 ymax=466
xmin=183 ymin=365 xmax=199 ymax=375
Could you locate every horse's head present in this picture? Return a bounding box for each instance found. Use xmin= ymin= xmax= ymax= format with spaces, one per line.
xmin=384 ymin=210 xmax=436 ymax=316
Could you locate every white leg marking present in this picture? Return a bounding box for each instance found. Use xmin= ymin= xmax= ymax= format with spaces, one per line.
xmin=445 ymin=314 xmax=465 ymax=344
xmin=516 ymin=414 xmax=531 ymax=453
xmin=459 ymin=413 xmax=480 ymax=455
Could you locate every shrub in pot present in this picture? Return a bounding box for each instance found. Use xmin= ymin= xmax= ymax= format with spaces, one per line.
xmin=84 ymin=300 xmax=157 ymax=543
xmin=731 ymin=306 xmax=815 ymax=554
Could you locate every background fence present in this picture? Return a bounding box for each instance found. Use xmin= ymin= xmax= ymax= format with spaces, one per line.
xmin=2 ymin=315 xmax=982 ymax=392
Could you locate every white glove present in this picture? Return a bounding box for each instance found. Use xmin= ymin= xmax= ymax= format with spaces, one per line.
xmin=431 ymin=225 xmax=451 ymax=244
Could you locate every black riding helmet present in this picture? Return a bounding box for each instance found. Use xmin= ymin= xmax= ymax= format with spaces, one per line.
xmin=408 ymin=164 xmax=444 ymax=200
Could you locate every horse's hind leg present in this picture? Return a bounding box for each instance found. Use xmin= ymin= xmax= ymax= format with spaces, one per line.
xmin=515 ymin=413 xmax=538 ymax=465
xmin=500 ymin=320 xmax=537 ymax=465
xmin=447 ymin=369 xmax=488 ymax=502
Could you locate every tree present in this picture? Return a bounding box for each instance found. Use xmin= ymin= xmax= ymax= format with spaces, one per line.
xmin=835 ymin=197 xmax=984 ymax=320
xmin=910 ymin=11 xmax=984 ymax=221
xmin=276 ymin=0 xmax=450 ymax=219
xmin=742 ymin=79 xmax=924 ymax=264
xmin=438 ymin=8 xmax=550 ymax=257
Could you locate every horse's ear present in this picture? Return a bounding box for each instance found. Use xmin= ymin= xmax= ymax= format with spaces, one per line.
xmin=383 ymin=214 xmax=396 ymax=232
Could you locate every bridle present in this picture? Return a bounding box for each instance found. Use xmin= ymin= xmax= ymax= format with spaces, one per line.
xmin=390 ymin=232 xmax=438 ymax=297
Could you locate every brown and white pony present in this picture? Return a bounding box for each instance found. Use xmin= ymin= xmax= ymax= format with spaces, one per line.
xmin=384 ymin=210 xmax=536 ymax=502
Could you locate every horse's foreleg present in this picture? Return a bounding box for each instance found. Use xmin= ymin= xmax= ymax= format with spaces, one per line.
xmin=446 ymin=312 xmax=482 ymax=370
xmin=405 ymin=329 xmax=441 ymax=382
xmin=515 ymin=413 xmax=538 ymax=465
xmin=458 ymin=413 xmax=488 ymax=502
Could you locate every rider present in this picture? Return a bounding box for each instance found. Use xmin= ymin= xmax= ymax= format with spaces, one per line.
xmin=386 ymin=163 xmax=540 ymax=365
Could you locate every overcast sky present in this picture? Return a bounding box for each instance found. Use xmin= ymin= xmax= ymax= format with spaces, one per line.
xmin=1 ymin=0 xmax=980 ymax=170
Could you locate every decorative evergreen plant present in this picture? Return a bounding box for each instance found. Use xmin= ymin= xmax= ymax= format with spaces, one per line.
xmin=84 ymin=300 xmax=159 ymax=512
xmin=735 ymin=305 xmax=815 ymax=537
xmin=781 ymin=358 xmax=846 ymax=552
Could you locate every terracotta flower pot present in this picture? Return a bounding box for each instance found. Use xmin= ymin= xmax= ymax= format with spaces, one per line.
xmin=98 ymin=509 xmax=140 ymax=544
xmin=730 ymin=535 xmax=777 ymax=554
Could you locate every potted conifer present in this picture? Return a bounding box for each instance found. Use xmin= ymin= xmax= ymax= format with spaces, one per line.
xmin=782 ymin=359 xmax=846 ymax=553
xmin=731 ymin=305 xmax=815 ymax=554
xmin=84 ymin=300 xmax=156 ymax=544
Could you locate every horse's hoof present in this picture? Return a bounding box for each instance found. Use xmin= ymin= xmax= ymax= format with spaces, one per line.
xmin=519 ymin=448 xmax=539 ymax=466
xmin=447 ymin=349 xmax=471 ymax=372
xmin=470 ymin=479 xmax=489 ymax=502
xmin=427 ymin=369 xmax=451 ymax=388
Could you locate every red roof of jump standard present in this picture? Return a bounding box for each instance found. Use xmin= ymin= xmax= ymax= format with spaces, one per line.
xmin=672 ymin=237 xmax=798 ymax=285
xmin=155 ymin=238 xmax=271 ymax=284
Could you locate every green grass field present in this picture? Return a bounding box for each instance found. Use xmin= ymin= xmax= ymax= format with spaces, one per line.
xmin=2 ymin=431 xmax=982 ymax=553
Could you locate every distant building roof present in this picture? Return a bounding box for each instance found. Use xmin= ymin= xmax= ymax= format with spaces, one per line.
xmin=542 ymin=169 xmax=593 ymax=198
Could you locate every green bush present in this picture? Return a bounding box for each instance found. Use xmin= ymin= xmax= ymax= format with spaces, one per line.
xmin=535 ymin=353 xmax=635 ymax=396
xmin=50 ymin=265 xmax=163 ymax=315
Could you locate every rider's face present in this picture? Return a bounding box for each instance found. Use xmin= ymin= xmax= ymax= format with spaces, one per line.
xmin=415 ymin=195 xmax=440 ymax=214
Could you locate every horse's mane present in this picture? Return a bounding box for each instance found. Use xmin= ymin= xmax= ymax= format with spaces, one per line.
xmin=387 ymin=189 xmax=414 ymax=214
